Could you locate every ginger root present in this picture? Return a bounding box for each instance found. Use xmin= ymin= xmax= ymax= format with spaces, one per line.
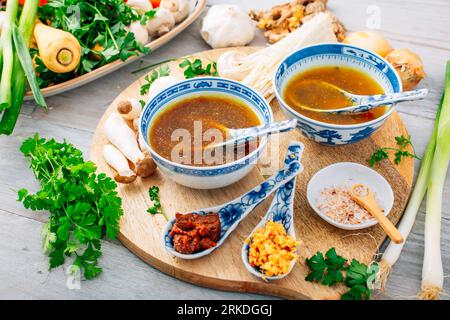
xmin=249 ymin=0 xmax=346 ymax=43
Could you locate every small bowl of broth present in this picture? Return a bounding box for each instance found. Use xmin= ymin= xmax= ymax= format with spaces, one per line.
xmin=139 ymin=77 xmax=273 ymax=189
xmin=273 ymin=43 xmax=402 ymax=145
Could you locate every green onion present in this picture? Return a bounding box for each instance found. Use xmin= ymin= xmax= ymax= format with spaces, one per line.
xmin=378 ymin=64 xmax=450 ymax=298
xmin=0 ymin=0 xmax=19 ymax=111
xmin=0 ymin=0 xmax=39 ymax=135
xmin=419 ymin=61 xmax=450 ymax=300
xmin=12 ymin=24 xmax=47 ymax=109
xmin=378 ymin=95 xmax=443 ymax=289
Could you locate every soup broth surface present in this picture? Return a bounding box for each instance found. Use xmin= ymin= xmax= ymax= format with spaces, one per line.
xmin=150 ymin=95 xmax=261 ymax=166
xmin=283 ymin=66 xmax=386 ymax=125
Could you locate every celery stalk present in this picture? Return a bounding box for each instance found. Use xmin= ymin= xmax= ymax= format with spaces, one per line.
xmin=0 ymin=0 xmax=19 ymax=111
xmin=419 ymin=61 xmax=450 ymax=300
xmin=0 ymin=0 xmax=39 ymax=135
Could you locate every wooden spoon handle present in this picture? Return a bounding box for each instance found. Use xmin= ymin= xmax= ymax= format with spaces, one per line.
xmin=351 ymin=186 xmax=404 ymax=244
xmin=362 ymin=199 xmax=404 ymax=244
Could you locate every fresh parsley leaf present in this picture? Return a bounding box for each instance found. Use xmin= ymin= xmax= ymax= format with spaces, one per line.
xmin=147 ymin=186 xmax=168 ymax=221
xmin=305 ymin=248 xmax=379 ymax=300
xmin=140 ymin=10 xmax=157 ymax=25
xmin=18 ymin=134 xmax=124 ymax=280
xmin=305 ymin=248 xmax=347 ymax=286
xmin=368 ymin=135 xmax=420 ymax=167
xmin=342 ymin=260 xmax=379 ymax=300
xmin=179 ymin=58 xmax=218 ymax=79
xmin=140 ymin=65 xmax=171 ymax=96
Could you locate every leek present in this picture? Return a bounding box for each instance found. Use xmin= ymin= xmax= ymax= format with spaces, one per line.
xmin=419 ymin=61 xmax=450 ymax=300
xmin=0 ymin=0 xmax=39 ymax=135
xmin=0 ymin=0 xmax=19 ymax=111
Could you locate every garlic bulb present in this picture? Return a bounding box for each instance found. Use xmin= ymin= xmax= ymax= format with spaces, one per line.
xmin=148 ymin=76 xmax=180 ymax=101
xmin=161 ymin=0 xmax=190 ymax=23
xmin=126 ymin=0 xmax=153 ymax=14
xmin=217 ymin=51 xmax=249 ymax=82
xmin=201 ymin=5 xmax=255 ymax=49
xmin=147 ymin=8 xmax=176 ymax=38
xmin=128 ymin=21 xmax=149 ymax=45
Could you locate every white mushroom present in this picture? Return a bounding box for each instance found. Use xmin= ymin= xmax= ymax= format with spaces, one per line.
xmin=133 ymin=118 xmax=150 ymax=152
xmin=104 ymin=112 xmax=156 ymax=177
xmin=160 ymin=0 xmax=190 ymax=23
xmin=147 ymin=75 xmax=180 ymax=101
xmin=126 ymin=0 xmax=153 ymax=14
xmin=0 ymin=11 xmax=6 ymax=36
xmin=117 ymin=98 xmax=142 ymax=121
xmin=147 ymin=8 xmax=176 ymax=38
xmin=127 ymin=21 xmax=149 ymax=45
xmin=200 ymin=5 xmax=255 ymax=49
xmin=103 ymin=144 xmax=137 ymax=184
xmin=216 ymin=51 xmax=249 ymax=82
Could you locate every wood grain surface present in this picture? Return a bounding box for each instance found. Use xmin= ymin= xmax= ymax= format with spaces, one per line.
xmin=90 ymin=47 xmax=414 ymax=299
xmin=1 ymin=0 xmax=449 ymax=300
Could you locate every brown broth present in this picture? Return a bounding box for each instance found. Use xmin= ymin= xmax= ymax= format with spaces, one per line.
xmin=283 ymin=66 xmax=386 ymax=125
xmin=150 ymin=95 xmax=261 ymax=166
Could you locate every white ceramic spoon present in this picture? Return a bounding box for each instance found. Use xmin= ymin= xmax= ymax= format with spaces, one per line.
xmin=162 ymin=141 xmax=304 ymax=259
xmin=241 ymin=143 xmax=304 ymax=281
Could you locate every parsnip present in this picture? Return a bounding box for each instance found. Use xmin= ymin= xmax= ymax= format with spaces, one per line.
xmin=33 ymin=21 xmax=81 ymax=73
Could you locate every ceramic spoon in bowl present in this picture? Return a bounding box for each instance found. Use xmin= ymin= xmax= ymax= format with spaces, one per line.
xmin=202 ymin=119 xmax=298 ymax=151
xmin=162 ymin=141 xmax=304 ymax=260
xmin=292 ymin=80 xmax=428 ymax=115
xmin=242 ymin=143 xmax=304 ymax=281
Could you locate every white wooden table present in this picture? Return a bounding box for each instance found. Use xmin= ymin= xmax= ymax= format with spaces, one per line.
xmin=0 ymin=0 xmax=449 ymax=300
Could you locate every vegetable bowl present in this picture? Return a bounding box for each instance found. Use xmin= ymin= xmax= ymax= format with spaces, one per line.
xmin=25 ymin=0 xmax=206 ymax=98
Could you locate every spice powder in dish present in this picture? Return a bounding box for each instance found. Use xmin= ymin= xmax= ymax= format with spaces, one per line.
xmin=317 ymin=185 xmax=381 ymax=225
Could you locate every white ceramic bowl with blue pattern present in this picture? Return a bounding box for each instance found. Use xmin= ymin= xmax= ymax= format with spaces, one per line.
xmin=139 ymin=77 xmax=273 ymax=189
xmin=273 ymin=43 xmax=403 ymax=145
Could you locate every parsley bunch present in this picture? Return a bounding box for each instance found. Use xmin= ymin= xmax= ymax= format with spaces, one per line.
xmin=179 ymin=58 xmax=218 ymax=79
xmin=305 ymin=248 xmax=379 ymax=300
xmin=35 ymin=0 xmax=150 ymax=87
xmin=18 ymin=134 xmax=123 ymax=279
xmin=369 ymin=135 xmax=420 ymax=167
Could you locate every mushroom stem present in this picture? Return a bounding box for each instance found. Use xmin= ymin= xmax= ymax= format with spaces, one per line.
xmin=103 ymin=144 xmax=137 ymax=184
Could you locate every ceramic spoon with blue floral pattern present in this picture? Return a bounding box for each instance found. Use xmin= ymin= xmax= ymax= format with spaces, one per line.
xmin=242 ymin=143 xmax=304 ymax=281
xmin=162 ymin=142 xmax=304 ymax=260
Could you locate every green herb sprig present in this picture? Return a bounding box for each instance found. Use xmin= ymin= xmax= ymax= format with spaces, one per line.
xmin=305 ymin=248 xmax=379 ymax=300
xmin=369 ymin=134 xmax=420 ymax=167
xmin=140 ymin=65 xmax=170 ymax=96
xmin=18 ymin=134 xmax=124 ymax=279
xmin=179 ymin=58 xmax=218 ymax=79
xmin=147 ymin=186 xmax=168 ymax=221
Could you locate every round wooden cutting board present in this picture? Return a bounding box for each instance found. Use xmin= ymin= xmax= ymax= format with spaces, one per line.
xmin=90 ymin=47 xmax=414 ymax=300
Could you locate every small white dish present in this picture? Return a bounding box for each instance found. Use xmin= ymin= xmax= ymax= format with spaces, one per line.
xmin=306 ymin=162 xmax=394 ymax=230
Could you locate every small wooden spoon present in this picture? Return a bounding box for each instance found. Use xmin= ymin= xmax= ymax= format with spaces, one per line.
xmin=350 ymin=184 xmax=404 ymax=244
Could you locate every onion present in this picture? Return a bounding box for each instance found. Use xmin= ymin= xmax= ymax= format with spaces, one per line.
xmin=343 ymin=31 xmax=393 ymax=57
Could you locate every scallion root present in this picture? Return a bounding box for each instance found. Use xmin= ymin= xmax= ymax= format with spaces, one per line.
xmin=418 ymin=285 xmax=442 ymax=300
xmin=377 ymin=260 xmax=392 ymax=292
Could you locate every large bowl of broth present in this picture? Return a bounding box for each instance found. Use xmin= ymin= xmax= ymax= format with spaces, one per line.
xmin=140 ymin=77 xmax=273 ymax=189
xmin=273 ymin=43 xmax=402 ymax=145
